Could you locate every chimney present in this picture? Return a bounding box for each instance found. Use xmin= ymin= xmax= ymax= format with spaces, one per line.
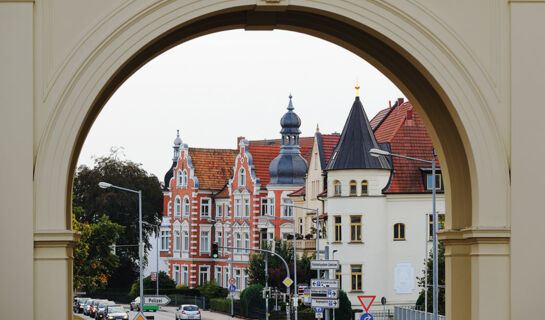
xmin=397 ymin=97 xmax=404 ymax=106
xmin=406 ymin=107 xmax=414 ymax=126
xmin=389 ymin=100 xmax=392 ymax=109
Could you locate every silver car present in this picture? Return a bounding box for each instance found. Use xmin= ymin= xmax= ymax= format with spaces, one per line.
xmin=175 ymin=304 xmax=201 ymax=320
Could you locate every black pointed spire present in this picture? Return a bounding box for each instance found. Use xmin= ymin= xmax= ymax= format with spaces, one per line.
xmin=325 ymin=96 xmax=391 ymax=170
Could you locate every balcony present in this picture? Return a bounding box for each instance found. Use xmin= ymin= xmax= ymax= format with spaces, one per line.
xmin=296 ymin=239 xmax=316 ymax=250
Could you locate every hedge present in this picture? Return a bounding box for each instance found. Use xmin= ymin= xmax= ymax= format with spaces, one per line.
xmin=210 ymin=298 xmax=238 ymax=314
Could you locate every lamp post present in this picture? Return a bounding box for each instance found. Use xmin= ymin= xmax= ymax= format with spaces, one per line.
xmin=143 ymin=221 xmax=161 ymax=296
xmin=369 ymin=148 xmax=439 ymax=320
xmin=332 ymin=250 xmax=338 ymax=320
xmin=279 ymin=204 xmax=301 ymax=320
xmin=99 ymin=182 xmax=144 ymax=308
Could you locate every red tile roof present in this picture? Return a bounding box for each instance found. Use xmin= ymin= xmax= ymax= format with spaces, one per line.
xmin=370 ymin=107 xmax=391 ymax=130
xmin=288 ymin=186 xmax=306 ymax=197
xmin=188 ymin=148 xmax=238 ymax=190
xmin=215 ymin=185 xmax=230 ymax=198
xmin=372 ymin=102 xmax=440 ymax=193
xmin=320 ymin=134 xmax=341 ymax=166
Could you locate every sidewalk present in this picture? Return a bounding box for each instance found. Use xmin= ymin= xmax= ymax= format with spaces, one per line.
xmin=160 ymin=305 xmax=244 ymax=319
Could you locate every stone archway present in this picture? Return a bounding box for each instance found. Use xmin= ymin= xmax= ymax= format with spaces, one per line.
xmin=27 ymin=2 xmax=510 ymax=320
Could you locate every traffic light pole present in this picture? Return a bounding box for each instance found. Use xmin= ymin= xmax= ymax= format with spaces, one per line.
xmin=265 ymin=254 xmax=269 ymax=320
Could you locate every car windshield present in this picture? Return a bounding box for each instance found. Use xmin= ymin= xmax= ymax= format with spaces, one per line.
xmin=108 ymin=307 xmax=125 ymax=313
xmin=85 ymin=301 xmax=93 ymax=306
xmin=183 ymin=305 xmax=199 ymax=311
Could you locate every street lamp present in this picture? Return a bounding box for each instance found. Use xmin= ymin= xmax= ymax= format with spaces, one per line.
xmin=369 ymin=148 xmax=439 ymax=320
xmin=99 ymin=182 xmax=144 ymax=308
xmin=143 ymin=221 xmax=161 ymax=296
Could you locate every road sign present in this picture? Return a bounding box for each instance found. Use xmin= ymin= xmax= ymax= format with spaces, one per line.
xmin=298 ymin=284 xmax=307 ymax=295
xmin=143 ymin=295 xmax=171 ymax=306
xmin=357 ymin=295 xmax=376 ymax=312
xmin=310 ymin=260 xmax=339 ymax=270
xmin=150 ymin=272 xmax=157 ymax=282
xmin=303 ymin=289 xmax=311 ymax=304
xmin=229 ymin=277 xmax=236 ymax=285
xmin=229 ymin=284 xmax=237 ymax=292
xmin=313 ymin=307 xmax=324 ymax=312
xmin=381 ymin=297 xmax=386 ymax=305
xmin=315 ymin=312 xmax=323 ymax=319
xmin=311 ymin=298 xmax=339 ymax=309
xmin=360 ymin=313 xmax=374 ymax=320
xmin=310 ymin=278 xmax=339 ymax=289
xmin=132 ymin=312 xmax=146 ymax=320
xmin=310 ymin=288 xmax=339 ymax=299
xmin=283 ymin=277 xmax=293 ymax=287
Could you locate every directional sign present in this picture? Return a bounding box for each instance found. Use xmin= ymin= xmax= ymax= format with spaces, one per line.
xmin=311 ymin=298 xmax=339 ymax=309
xmin=310 ymin=288 xmax=339 ymax=299
xmin=310 ymin=260 xmax=339 ymax=270
xmin=360 ymin=313 xmax=374 ymax=320
xmin=357 ymin=295 xmax=376 ymax=312
xmin=143 ymin=295 xmax=171 ymax=306
xmin=229 ymin=284 xmax=237 ymax=292
xmin=132 ymin=312 xmax=146 ymax=320
xmin=283 ymin=277 xmax=293 ymax=287
xmin=310 ymin=278 xmax=339 ymax=289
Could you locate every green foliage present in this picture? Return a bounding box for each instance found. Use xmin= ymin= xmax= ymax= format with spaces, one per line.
xmin=336 ymin=290 xmax=352 ymax=319
xmin=128 ymin=271 xmax=176 ymax=297
xmin=73 ymin=213 xmax=124 ymax=291
xmin=195 ymin=280 xmax=229 ymax=301
xmin=416 ymin=242 xmax=445 ymax=314
xmin=210 ymin=298 xmax=238 ymax=314
xmin=240 ymin=284 xmax=264 ymax=316
xmin=73 ymin=152 xmax=163 ymax=290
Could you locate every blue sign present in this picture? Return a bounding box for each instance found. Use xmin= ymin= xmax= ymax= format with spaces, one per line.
xmin=360 ymin=313 xmax=373 ymax=320
xmin=229 ymin=284 xmax=237 ymax=292
xmin=313 ymin=307 xmax=324 ymax=313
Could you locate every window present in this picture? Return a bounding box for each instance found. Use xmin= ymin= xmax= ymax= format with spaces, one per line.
xmin=334 ymin=180 xmax=341 ymax=196
xmin=174 ymin=265 xmax=180 ymax=285
xmin=282 ymin=198 xmax=293 ymax=217
xmin=201 ymin=198 xmax=210 ymax=217
xmin=235 ymin=233 xmax=241 ymax=253
xmin=183 ymin=197 xmax=190 ymax=216
xmin=361 ymin=180 xmax=368 ymax=195
xmin=235 ymin=269 xmax=241 ymax=289
xmin=268 ymin=197 xmax=275 ymax=216
xmin=244 ymin=232 xmax=250 ymax=250
xmin=428 ymin=213 xmax=445 ymax=240
xmin=182 ymin=266 xmax=188 ymax=285
xmin=174 ymin=230 xmax=180 ymax=251
xmin=182 ymin=170 xmax=188 ymax=186
xmin=336 ymin=266 xmax=342 ymax=290
xmin=224 ymin=232 xmax=229 ymax=253
xmin=350 ymin=216 xmax=362 ymax=242
xmin=177 ymin=170 xmax=182 ymax=186
xmin=349 ymin=180 xmax=357 ymax=196
xmin=334 ymin=216 xmax=342 ymax=242
xmin=244 ymin=198 xmax=250 ymax=217
xmin=261 ymin=198 xmax=268 ymax=216
xmin=182 ymin=231 xmax=189 ymax=252
xmin=216 ymin=203 xmax=223 ymax=217
xmin=199 ymin=266 xmax=210 ymax=285
xmin=175 ymin=197 xmax=181 ymax=217
xmin=167 ymin=200 xmax=172 ymax=216
xmin=215 ymin=266 xmax=222 ymax=286
xmin=216 ymin=231 xmax=222 ymax=254
xmin=299 ymin=218 xmax=303 ymax=234
xmin=351 ymin=265 xmax=362 ymax=291
xmin=161 ymin=230 xmax=169 ymax=250
xmin=224 ymin=267 xmax=230 ymax=288
xmin=394 ymin=223 xmax=406 ymax=240
xmin=239 ymin=168 xmax=246 ymax=187
xmin=235 ymin=199 xmax=241 ymax=217
xmin=243 ymin=269 xmax=249 ymax=289
xmin=426 ymin=173 xmax=442 ymax=190
xmin=200 ymin=231 xmax=210 ymax=252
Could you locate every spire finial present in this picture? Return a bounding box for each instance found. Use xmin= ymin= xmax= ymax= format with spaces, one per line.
xmin=287 ymin=93 xmax=294 ymax=111
xmin=355 ymin=80 xmax=360 ymax=97
xmin=316 ymin=123 xmax=320 ymax=133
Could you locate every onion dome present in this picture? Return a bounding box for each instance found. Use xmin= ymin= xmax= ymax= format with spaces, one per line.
xmin=163 ymin=130 xmax=182 ymax=190
xmin=173 ymin=129 xmax=182 ymax=146
xmin=269 ymin=95 xmax=308 ymax=186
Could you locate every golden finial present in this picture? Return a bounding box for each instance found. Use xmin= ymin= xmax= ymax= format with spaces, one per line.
xmin=355 ymin=80 xmax=360 ymax=97
xmin=316 ymin=123 xmax=320 ymax=133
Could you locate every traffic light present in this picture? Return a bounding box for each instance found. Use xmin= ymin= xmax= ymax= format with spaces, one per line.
xmin=212 ymin=242 xmax=218 ymax=258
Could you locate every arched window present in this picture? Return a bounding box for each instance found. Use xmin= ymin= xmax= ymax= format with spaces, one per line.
xmin=177 ymin=170 xmax=183 ymax=186
xmin=235 ymin=233 xmax=241 ymax=253
xmin=333 ymin=180 xmax=342 ymax=196
xmin=239 ymin=168 xmax=246 ymax=187
xmin=182 ymin=231 xmax=189 ymax=251
xmin=394 ymin=223 xmax=406 ymax=240
xmin=183 ymin=197 xmax=190 ymax=216
xmin=175 ymin=197 xmax=181 ymax=217
xmin=244 ymin=233 xmax=250 ymax=250
xmin=174 ymin=230 xmax=180 ymax=251
xmin=349 ymin=180 xmax=357 ymax=196
xmin=361 ymin=180 xmax=368 ymax=195
xmin=182 ymin=170 xmax=188 ymax=186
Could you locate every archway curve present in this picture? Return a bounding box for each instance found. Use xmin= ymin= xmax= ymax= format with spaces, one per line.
xmin=33 ymin=2 xmax=510 ymax=320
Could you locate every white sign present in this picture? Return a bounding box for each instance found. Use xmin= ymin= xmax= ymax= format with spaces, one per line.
xmin=143 ymin=295 xmax=171 ymax=306
xmin=315 ymin=312 xmax=324 ymax=319
xmin=311 ymin=260 xmax=339 ymax=270
xmin=311 ymin=298 xmax=339 ymax=309
xmin=310 ymin=288 xmax=339 ymax=299
xmin=310 ymin=278 xmax=339 ymax=289
xmin=394 ymin=262 xmax=415 ymax=294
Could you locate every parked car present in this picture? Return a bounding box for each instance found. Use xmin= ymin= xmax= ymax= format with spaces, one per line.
xmin=104 ymin=305 xmax=129 ymax=320
xmin=95 ymin=300 xmax=115 ymax=319
xmin=83 ymin=299 xmax=95 ymax=316
xmin=129 ymin=297 xmax=140 ymax=311
xmin=74 ymin=297 xmax=89 ymax=313
xmin=90 ymin=299 xmax=106 ymax=318
xmin=175 ymin=304 xmax=201 ymax=320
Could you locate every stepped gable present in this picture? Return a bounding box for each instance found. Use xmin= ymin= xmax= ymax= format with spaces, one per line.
xmin=188 ymin=148 xmax=238 ymax=190
xmin=325 ymin=96 xmax=391 ymax=171
xmin=373 ymin=101 xmax=441 ymax=193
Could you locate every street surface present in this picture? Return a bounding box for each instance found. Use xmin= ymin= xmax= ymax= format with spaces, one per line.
xmin=75 ymin=305 xmax=238 ymax=320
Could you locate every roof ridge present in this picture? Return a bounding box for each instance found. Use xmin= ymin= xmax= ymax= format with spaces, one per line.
xmin=189 ymin=147 xmax=238 ymax=152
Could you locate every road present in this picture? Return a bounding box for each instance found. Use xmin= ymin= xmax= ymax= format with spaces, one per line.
xmin=75 ymin=305 xmax=237 ymax=320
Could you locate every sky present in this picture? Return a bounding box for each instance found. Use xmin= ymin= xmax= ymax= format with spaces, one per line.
xmin=78 ymin=29 xmax=405 ymax=180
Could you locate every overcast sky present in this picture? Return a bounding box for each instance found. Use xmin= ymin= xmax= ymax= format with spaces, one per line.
xmin=78 ymin=29 xmax=405 ymax=180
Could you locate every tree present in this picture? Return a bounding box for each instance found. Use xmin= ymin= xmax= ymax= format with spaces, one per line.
xmin=73 ymin=212 xmax=124 ymax=291
xmin=336 ymin=290 xmax=352 ymax=319
xmin=416 ymin=242 xmax=445 ymax=314
xmin=73 ymin=152 xmax=163 ymax=290
xmin=128 ymin=271 xmax=176 ymax=297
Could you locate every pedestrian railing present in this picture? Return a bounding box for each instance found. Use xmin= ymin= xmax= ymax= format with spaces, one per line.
xmin=394 ymin=306 xmax=445 ymax=320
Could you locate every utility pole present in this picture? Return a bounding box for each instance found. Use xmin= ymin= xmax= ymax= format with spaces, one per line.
xmin=324 ymin=245 xmax=330 ymax=320
xmin=230 ymin=231 xmax=234 ymax=317
xmin=265 ymin=254 xmax=269 ymax=320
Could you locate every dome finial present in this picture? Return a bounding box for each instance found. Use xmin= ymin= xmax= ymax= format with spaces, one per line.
xmin=287 ymin=93 xmax=294 ymax=111
xmin=316 ymin=123 xmax=320 ymax=133
xmin=173 ymin=129 xmax=182 ymax=146
xmin=355 ymin=80 xmax=360 ymax=97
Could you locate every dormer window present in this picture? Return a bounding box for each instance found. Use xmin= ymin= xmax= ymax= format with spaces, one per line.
xmin=349 ymin=180 xmax=357 ymax=196
xmin=361 ymin=180 xmax=368 ymax=195
xmin=333 ymin=180 xmax=342 ymax=196
xmin=239 ymin=168 xmax=246 ymax=187
xmin=426 ymin=173 xmax=442 ymax=190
